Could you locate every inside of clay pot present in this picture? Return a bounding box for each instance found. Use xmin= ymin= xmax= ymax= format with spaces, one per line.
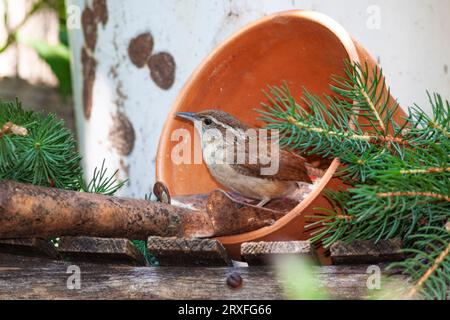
xmin=157 ymin=12 xmax=355 ymax=198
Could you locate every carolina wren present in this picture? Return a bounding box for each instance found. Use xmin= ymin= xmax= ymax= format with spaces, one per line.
xmin=176 ymin=110 xmax=314 ymax=207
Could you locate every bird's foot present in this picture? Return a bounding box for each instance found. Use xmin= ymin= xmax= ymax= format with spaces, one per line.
xmin=226 ymin=192 xmax=254 ymax=204
xmin=226 ymin=192 xmax=270 ymax=208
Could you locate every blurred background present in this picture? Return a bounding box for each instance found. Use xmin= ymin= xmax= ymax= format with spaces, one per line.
xmin=0 ymin=0 xmax=73 ymax=127
xmin=0 ymin=0 xmax=449 ymax=198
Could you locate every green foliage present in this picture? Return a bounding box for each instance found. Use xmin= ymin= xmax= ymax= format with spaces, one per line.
xmin=36 ymin=0 xmax=72 ymax=97
xmin=0 ymin=100 xmax=33 ymax=172
xmin=25 ymin=0 xmax=72 ymax=97
xmin=1 ymin=0 xmax=71 ymax=96
xmin=406 ymin=92 xmax=450 ymax=145
xmin=258 ymin=61 xmax=449 ymax=300
xmin=131 ymin=240 xmax=159 ymax=266
xmin=26 ymin=39 xmax=72 ymax=97
xmin=258 ymin=62 xmax=414 ymax=184
xmin=1 ymin=98 xmax=155 ymax=267
xmin=277 ymin=256 xmax=329 ymax=300
xmin=130 ymin=195 xmax=160 ymax=266
xmin=1 ymin=97 xmax=128 ymax=253
xmin=80 ymin=160 xmax=125 ymax=196
xmin=259 ymin=84 xmax=369 ymax=160
xmin=0 ymin=99 xmax=81 ymax=189
xmin=389 ymin=226 xmax=449 ymax=300
xmin=0 ymin=98 xmax=125 ymax=195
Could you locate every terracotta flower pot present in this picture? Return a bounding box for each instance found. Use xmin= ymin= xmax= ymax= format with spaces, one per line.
xmin=156 ymin=10 xmax=405 ymax=262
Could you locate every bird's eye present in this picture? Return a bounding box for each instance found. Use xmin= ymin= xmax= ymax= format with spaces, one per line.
xmin=204 ymin=118 xmax=212 ymax=126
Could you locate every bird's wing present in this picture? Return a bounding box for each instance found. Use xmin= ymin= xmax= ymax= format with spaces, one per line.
xmin=230 ymin=146 xmax=313 ymax=183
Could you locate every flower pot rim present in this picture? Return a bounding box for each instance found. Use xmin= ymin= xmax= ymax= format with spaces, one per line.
xmin=156 ymin=10 xmax=361 ymax=244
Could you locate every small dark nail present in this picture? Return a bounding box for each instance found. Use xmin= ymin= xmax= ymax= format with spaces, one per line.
xmin=226 ymin=272 xmax=243 ymax=289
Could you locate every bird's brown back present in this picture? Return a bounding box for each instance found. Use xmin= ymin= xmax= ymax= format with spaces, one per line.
xmin=230 ymin=148 xmax=312 ymax=183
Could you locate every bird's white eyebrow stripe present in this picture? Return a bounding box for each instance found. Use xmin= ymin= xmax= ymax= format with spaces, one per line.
xmin=209 ymin=117 xmax=246 ymax=137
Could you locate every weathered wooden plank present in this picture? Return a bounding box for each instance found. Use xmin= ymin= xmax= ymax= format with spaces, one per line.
xmin=330 ymin=239 xmax=405 ymax=265
xmin=57 ymin=237 xmax=145 ymax=266
xmin=241 ymin=241 xmax=316 ymax=266
xmin=0 ymin=238 xmax=59 ymax=259
xmin=147 ymin=237 xmax=231 ymax=267
xmin=0 ymin=253 xmax=408 ymax=300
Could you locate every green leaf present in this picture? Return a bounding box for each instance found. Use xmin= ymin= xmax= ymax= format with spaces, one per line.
xmin=25 ymin=38 xmax=72 ymax=97
xmin=276 ymin=256 xmax=329 ymax=300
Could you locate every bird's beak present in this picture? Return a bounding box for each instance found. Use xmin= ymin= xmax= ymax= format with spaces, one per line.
xmin=175 ymin=112 xmax=199 ymax=122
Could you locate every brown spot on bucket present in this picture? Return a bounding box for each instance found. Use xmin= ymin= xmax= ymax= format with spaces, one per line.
xmin=93 ymin=0 xmax=108 ymax=26
xmin=81 ymin=48 xmax=97 ymax=119
xmin=119 ymin=158 xmax=130 ymax=176
xmin=128 ymin=33 xmax=154 ymax=68
xmin=82 ymin=7 xmax=97 ymax=50
xmin=110 ymin=112 xmax=136 ymax=156
xmin=148 ymin=52 xmax=176 ymax=90
xmin=444 ymin=64 xmax=448 ymax=75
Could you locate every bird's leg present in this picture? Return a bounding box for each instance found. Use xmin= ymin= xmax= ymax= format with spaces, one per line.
xmin=226 ymin=192 xmax=254 ymax=204
xmin=256 ymin=197 xmax=271 ymax=208
xmin=226 ymin=192 xmax=269 ymax=207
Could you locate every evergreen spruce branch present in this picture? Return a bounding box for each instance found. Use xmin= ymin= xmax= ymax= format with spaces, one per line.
xmin=389 ymin=226 xmax=450 ymax=300
xmin=259 ymin=84 xmax=381 ymax=160
xmin=0 ymin=133 xmax=17 ymax=172
xmin=381 ymin=143 xmax=449 ymax=176
xmin=1 ymin=98 xmax=126 ymax=249
xmin=406 ymin=242 xmax=449 ymax=299
xmin=0 ymin=98 xmax=35 ymax=125
xmin=1 ymin=98 xmax=125 ymax=195
xmin=258 ymin=65 xmax=414 ymax=169
xmin=80 ymin=160 xmax=125 ymax=196
xmin=258 ymin=82 xmax=412 ymax=182
xmin=1 ymin=99 xmax=82 ymax=189
xmin=308 ymin=172 xmax=449 ymax=245
xmin=0 ymin=99 xmax=34 ymax=172
xmin=405 ymin=92 xmax=450 ymax=144
xmin=257 ymin=61 xmax=449 ymax=300
xmin=358 ymin=79 xmax=386 ymax=132
xmin=372 ymin=147 xmax=449 ymax=182
xmin=331 ymin=61 xmax=392 ymax=135
xmin=307 ymin=191 xmax=358 ymax=247
xmin=376 ymin=191 xmax=450 ymax=203
xmin=337 ymin=148 xmax=390 ymax=183
xmin=426 ymin=92 xmax=449 ymax=138
xmin=14 ymin=114 xmax=82 ymax=189
xmin=131 ymin=239 xmax=158 ymax=266
xmin=398 ymin=167 xmax=450 ymax=174
xmin=307 ymin=143 xmax=449 ymax=244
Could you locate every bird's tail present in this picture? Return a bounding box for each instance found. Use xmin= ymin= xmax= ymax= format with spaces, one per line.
xmin=285 ymin=181 xmax=317 ymax=203
xmin=305 ymin=163 xmax=326 ymax=182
